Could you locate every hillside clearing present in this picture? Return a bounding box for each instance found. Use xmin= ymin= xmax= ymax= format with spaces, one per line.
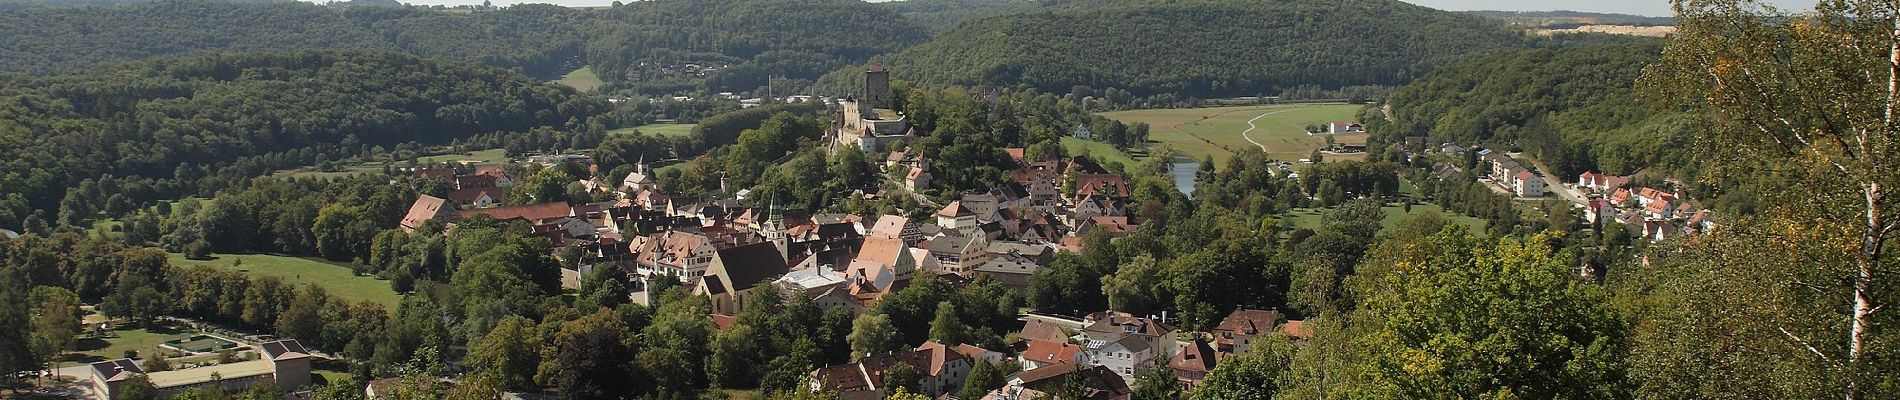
xmin=553 ymin=66 xmax=605 ymax=93
xmin=166 ymin=253 xmax=401 ymax=309
xmin=609 ymin=123 xmax=697 ymax=138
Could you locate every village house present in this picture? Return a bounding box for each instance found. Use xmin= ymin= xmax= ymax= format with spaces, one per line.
xmin=1513 ymin=170 xmax=1546 ymax=197
xmin=1168 ymin=339 xmax=1219 ymax=390
xmin=806 ymin=342 xmax=978 ymax=398
xmin=1020 ymin=338 xmax=1087 ymax=371
xmin=1079 ymin=311 xmax=1179 ymax=383
xmin=1576 ymin=171 xmax=1630 ymax=193
xmin=982 ymin=363 xmax=1131 ymax=400
xmin=1212 ymin=308 xmax=1281 ymax=355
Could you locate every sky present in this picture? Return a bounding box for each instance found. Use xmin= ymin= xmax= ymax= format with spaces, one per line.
xmin=319 ymin=0 xmax=1821 ymax=18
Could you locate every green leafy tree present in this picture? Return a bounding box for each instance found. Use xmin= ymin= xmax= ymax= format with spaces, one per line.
xmin=848 ymin=311 xmax=899 ymax=359
xmin=959 ymin=360 xmax=1009 ymax=400
xmin=1194 ymin=335 xmax=1297 ymax=400
xmin=882 ymin=362 xmax=922 ymax=396
xmin=114 ymin=374 xmax=160 ymax=400
xmin=312 ymin=204 xmax=377 ymax=262
xmin=1637 ymin=1 xmax=1900 ymax=399
xmin=926 ymin=301 xmax=966 ymax=345
xmin=509 ymin=167 xmax=575 ymax=205
xmin=556 ymin=309 xmax=640 ymax=400
xmin=467 ymin=315 xmax=540 ymax=390
xmin=1132 ymin=366 xmax=1182 ymax=400
xmin=27 ymin=286 xmax=79 ymax=369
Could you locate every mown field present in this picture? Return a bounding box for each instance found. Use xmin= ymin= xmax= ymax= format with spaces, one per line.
xmin=1101 ymin=104 xmax=1368 ymax=164
xmin=553 ymin=66 xmax=605 ymax=93
xmin=166 ymin=253 xmax=401 ymax=308
xmin=273 ymin=148 xmax=509 ymax=180
xmin=609 ymin=123 xmax=697 ymax=138
xmin=1061 ymin=137 xmax=1140 ymax=167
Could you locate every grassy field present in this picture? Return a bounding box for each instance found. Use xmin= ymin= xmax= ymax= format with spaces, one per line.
xmin=1101 ymin=104 xmax=1367 ymax=164
xmin=609 ymin=123 xmax=697 ymax=138
xmin=413 ymin=148 xmax=508 ymax=165
xmin=274 ymin=148 xmax=510 ymax=180
xmin=75 ymin=326 xmax=186 ymax=362
xmin=1061 ymin=137 xmax=1140 ymax=166
xmin=553 ymin=66 xmax=605 ymax=93
xmin=167 ymin=253 xmax=401 ymax=308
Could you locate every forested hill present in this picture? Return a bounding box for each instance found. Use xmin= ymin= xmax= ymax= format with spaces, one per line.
xmin=1371 ymin=42 xmax=1704 ymax=185
xmin=886 ymin=0 xmax=1528 ymax=98
xmin=0 ymin=0 xmax=389 ymax=75
xmin=878 ymin=0 xmax=1037 ymax=32
xmin=0 ymin=50 xmax=606 ymax=227
xmin=0 ymin=0 xmax=924 ymax=90
xmin=586 ymin=0 xmax=931 ymax=93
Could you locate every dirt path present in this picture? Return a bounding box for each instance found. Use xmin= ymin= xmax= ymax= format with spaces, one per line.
xmin=1240 ymin=109 xmax=1296 ymax=152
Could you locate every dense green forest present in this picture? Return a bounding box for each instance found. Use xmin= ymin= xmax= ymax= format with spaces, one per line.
xmin=1370 ymin=42 xmax=1702 ymax=183
xmin=0 ymin=0 xmax=390 ymax=75
xmin=0 ymin=0 xmax=921 ymax=89
xmin=585 ymin=0 xmax=931 ymax=93
xmin=878 ymin=0 xmax=1037 ymax=32
xmin=0 ymin=50 xmax=605 ymax=230
xmin=884 ymin=0 xmax=1528 ymax=97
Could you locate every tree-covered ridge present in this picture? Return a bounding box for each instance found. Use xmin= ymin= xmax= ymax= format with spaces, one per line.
xmin=0 ymin=0 xmax=924 ymax=91
xmin=0 ymin=0 xmax=390 ymax=75
xmin=1373 ymin=42 xmax=1702 ymax=180
xmin=877 ymin=0 xmax=1037 ymax=32
xmin=342 ymin=4 xmax=593 ymax=78
xmin=585 ymin=0 xmax=931 ymax=93
xmin=0 ymin=50 xmax=606 ymax=228
xmin=888 ymin=0 xmax=1528 ymax=98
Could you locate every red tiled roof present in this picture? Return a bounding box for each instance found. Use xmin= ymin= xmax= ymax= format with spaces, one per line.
xmin=1279 ymin=320 xmax=1314 ymax=340
xmin=914 ymin=341 xmax=969 ymax=376
xmin=1022 ymin=339 xmax=1081 ymax=365
xmin=462 ymin=202 xmax=572 ymax=222
xmin=446 ymin=187 xmax=503 ymax=205
xmin=400 ymin=195 xmax=451 ymax=230
xmin=938 ymin=201 xmax=975 ymax=218
xmin=1168 ymin=340 xmax=1217 ymax=373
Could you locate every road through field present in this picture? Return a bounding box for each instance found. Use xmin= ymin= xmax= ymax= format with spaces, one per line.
xmin=1240 ymin=109 xmax=1297 ymax=152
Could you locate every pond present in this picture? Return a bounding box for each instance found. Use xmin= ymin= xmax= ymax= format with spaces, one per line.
xmin=1167 ymin=155 xmax=1201 ymax=197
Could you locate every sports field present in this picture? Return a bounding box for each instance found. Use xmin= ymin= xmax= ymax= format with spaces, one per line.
xmin=167 ymin=253 xmax=401 ymax=309
xmin=1100 ymin=104 xmax=1368 ymax=163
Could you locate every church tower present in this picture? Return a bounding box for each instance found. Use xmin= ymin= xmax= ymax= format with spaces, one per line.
xmin=764 ymin=194 xmax=789 ymax=259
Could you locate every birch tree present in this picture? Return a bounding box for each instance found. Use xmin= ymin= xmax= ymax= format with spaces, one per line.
xmin=1644 ymin=1 xmax=1900 ymax=398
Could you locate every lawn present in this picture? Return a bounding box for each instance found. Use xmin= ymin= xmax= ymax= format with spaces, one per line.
xmin=274 ymin=148 xmax=510 ymax=180
xmin=609 ymin=123 xmax=697 ymax=138
xmin=167 ymin=253 xmax=401 ymax=309
xmin=412 ymin=148 xmax=508 ymax=165
xmin=553 ymin=66 xmax=605 ymax=93
xmin=1061 ymin=137 xmax=1140 ymax=167
xmin=74 ymin=326 xmax=186 ymax=362
xmin=1101 ymin=104 xmax=1367 ymax=164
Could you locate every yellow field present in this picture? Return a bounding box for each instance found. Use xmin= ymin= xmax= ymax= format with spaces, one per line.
xmin=1101 ymin=104 xmax=1368 ymax=164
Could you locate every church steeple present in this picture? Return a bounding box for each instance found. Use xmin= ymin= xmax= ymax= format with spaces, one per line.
xmin=765 ymin=193 xmax=789 ymax=259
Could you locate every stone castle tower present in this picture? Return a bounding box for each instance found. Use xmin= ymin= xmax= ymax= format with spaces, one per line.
xmin=864 ymin=65 xmax=890 ymax=110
